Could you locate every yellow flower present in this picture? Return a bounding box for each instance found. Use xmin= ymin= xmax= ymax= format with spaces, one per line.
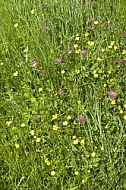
xmin=75 ymin=36 xmax=79 ymax=41
xmin=104 ymin=84 xmax=107 ymax=87
xmin=36 ymin=138 xmax=41 ymax=142
xmin=94 ymin=73 xmax=98 ymax=78
xmin=31 ymin=9 xmax=35 ymax=14
xmin=13 ymin=71 xmax=18 ymax=77
xmin=14 ymin=23 xmax=18 ymax=27
xmin=72 ymin=135 xmax=76 ymax=139
xmin=114 ymin=46 xmax=117 ymax=50
xmin=75 ymin=69 xmax=80 ymax=74
xmin=119 ymin=109 xmax=123 ymax=114
xmin=63 ymin=121 xmax=68 ymax=126
xmin=73 ymin=44 xmax=78 ymax=49
xmin=6 ymin=121 xmax=12 ymax=126
xmin=73 ymin=139 xmax=79 ymax=144
xmin=85 ymin=32 xmax=89 ymax=37
xmin=75 ymin=171 xmax=79 ymax=175
xmin=30 ymin=130 xmax=35 ymax=136
xmin=61 ymin=70 xmax=65 ymax=74
xmin=94 ymin=21 xmax=99 ymax=25
xmin=108 ymin=45 xmax=112 ymax=49
xmin=122 ymin=50 xmax=126 ymax=54
xmin=0 ymin=62 xmax=4 ymax=66
xmin=53 ymin=125 xmax=58 ymax=131
xmin=82 ymin=177 xmax=88 ymax=183
xmin=124 ymin=104 xmax=126 ymax=108
xmin=80 ymin=140 xmax=85 ymax=145
xmin=38 ymin=87 xmax=43 ymax=92
xmin=101 ymin=146 xmax=104 ymax=151
xmin=75 ymin=49 xmax=80 ymax=54
xmin=45 ymin=158 xmax=51 ymax=166
xmin=77 ymin=100 xmax=81 ymax=104
xmin=101 ymin=48 xmax=105 ymax=52
xmin=15 ymin=143 xmax=20 ymax=149
xmin=67 ymin=115 xmax=71 ymax=120
xmin=87 ymin=41 xmax=94 ymax=46
xmin=91 ymin=152 xmax=96 ymax=157
xmin=52 ymin=114 xmax=58 ymax=120
xmin=111 ymin=100 xmax=116 ymax=105
xmin=97 ymin=57 xmax=102 ymax=61
xmin=21 ymin=123 xmax=25 ymax=127
xmin=50 ymin=171 xmax=55 ymax=176
xmin=110 ymin=41 xmax=114 ymax=46
xmin=124 ymin=115 xmax=126 ymax=120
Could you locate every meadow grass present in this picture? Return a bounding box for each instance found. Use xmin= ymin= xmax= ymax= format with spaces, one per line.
xmin=0 ymin=0 xmax=126 ymax=189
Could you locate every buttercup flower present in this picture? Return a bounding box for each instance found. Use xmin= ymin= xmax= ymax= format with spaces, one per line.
xmin=53 ymin=125 xmax=58 ymax=131
xmin=87 ymin=41 xmax=94 ymax=46
xmin=51 ymin=171 xmax=55 ymax=176
xmin=30 ymin=60 xmax=38 ymax=68
xmin=108 ymin=90 xmax=117 ymax=99
xmin=31 ymin=9 xmax=35 ymax=14
xmin=45 ymin=158 xmax=51 ymax=166
xmin=14 ymin=23 xmax=18 ymax=27
xmin=13 ymin=71 xmax=18 ymax=77
xmin=91 ymin=152 xmax=96 ymax=157
xmin=94 ymin=21 xmax=99 ymax=25
xmin=77 ymin=114 xmax=86 ymax=122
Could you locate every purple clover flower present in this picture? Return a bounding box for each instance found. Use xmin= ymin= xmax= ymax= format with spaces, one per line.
xmin=55 ymin=57 xmax=61 ymax=64
xmin=118 ymin=59 xmax=125 ymax=65
xmin=78 ymin=114 xmax=86 ymax=123
xmin=87 ymin=26 xmax=92 ymax=30
xmin=80 ymin=50 xmax=87 ymax=56
xmin=88 ymin=17 xmax=94 ymax=23
xmin=108 ymin=90 xmax=117 ymax=99
xmin=30 ymin=60 xmax=38 ymax=68
xmin=122 ymin=32 xmax=126 ymax=37
xmin=70 ymin=46 xmax=75 ymax=51
xmin=40 ymin=70 xmax=45 ymax=74
xmin=43 ymin=26 xmax=50 ymax=31
xmin=42 ymin=4 xmax=46 ymax=9
xmin=58 ymin=89 xmax=64 ymax=95
xmin=97 ymin=15 xmax=102 ymax=20
xmin=104 ymin=22 xmax=110 ymax=27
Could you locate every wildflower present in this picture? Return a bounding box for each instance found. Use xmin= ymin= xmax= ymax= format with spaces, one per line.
xmin=104 ymin=21 xmax=110 ymax=27
xmin=97 ymin=57 xmax=102 ymax=61
xmin=82 ymin=177 xmax=88 ymax=183
xmin=13 ymin=71 xmax=18 ymax=77
xmin=85 ymin=32 xmax=89 ymax=37
xmin=45 ymin=158 xmax=51 ymax=166
xmin=108 ymin=45 xmax=112 ymax=49
xmin=88 ymin=17 xmax=94 ymax=23
xmin=122 ymin=31 xmax=126 ymax=37
xmin=108 ymin=90 xmax=117 ymax=99
xmin=101 ymin=48 xmax=105 ymax=52
xmin=87 ymin=26 xmax=92 ymax=30
xmin=43 ymin=26 xmax=50 ymax=31
xmin=38 ymin=88 xmax=43 ymax=92
xmin=53 ymin=125 xmax=58 ymax=131
xmin=119 ymin=109 xmax=123 ymax=114
xmin=94 ymin=73 xmax=98 ymax=78
xmin=50 ymin=171 xmax=55 ymax=176
xmin=75 ymin=36 xmax=79 ymax=41
xmin=42 ymin=4 xmax=46 ymax=9
xmin=75 ymin=171 xmax=79 ymax=175
xmin=124 ymin=104 xmax=126 ymax=108
xmin=30 ymin=60 xmax=38 ymax=68
xmin=82 ymin=0 xmax=86 ymax=5
xmin=91 ymin=152 xmax=96 ymax=157
xmin=55 ymin=57 xmax=61 ymax=64
xmin=72 ymin=136 xmax=76 ymax=139
xmin=114 ymin=46 xmax=117 ymax=50
xmin=110 ymin=41 xmax=114 ymax=46
xmin=94 ymin=21 xmax=99 ymax=25
xmin=118 ymin=59 xmax=125 ymax=65
xmin=0 ymin=62 xmax=4 ymax=65
xmin=58 ymin=89 xmax=64 ymax=95
xmin=122 ymin=50 xmax=126 ymax=55
xmin=21 ymin=123 xmax=25 ymax=127
xmin=61 ymin=70 xmax=65 ymax=74
xmin=97 ymin=15 xmax=102 ymax=20
xmin=77 ymin=114 xmax=86 ymax=122
xmin=80 ymin=50 xmax=87 ymax=56
xmin=111 ymin=100 xmax=116 ymax=105
xmin=31 ymin=9 xmax=35 ymax=14
xmin=52 ymin=114 xmax=58 ymax=120
xmin=6 ymin=121 xmax=12 ymax=126
xmin=15 ymin=143 xmax=20 ymax=149
xmin=124 ymin=115 xmax=126 ymax=120
xmin=73 ymin=139 xmax=79 ymax=144
xmin=30 ymin=130 xmax=35 ymax=136
xmin=73 ymin=44 xmax=78 ymax=49
xmin=80 ymin=140 xmax=85 ymax=145
xmin=40 ymin=70 xmax=45 ymax=74
xmin=36 ymin=138 xmax=41 ymax=142
xmin=70 ymin=46 xmax=75 ymax=51
xmin=75 ymin=49 xmax=80 ymax=54
xmin=104 ymin=84 xmax=107 ymax=87
xmin=101 ymin=146 xmax=104 ymax=151
xmin=14 ymin=23 xmax=18 ymax=27
xmin=63 ymin=121 xmax=68 ymax=126
xmin=87 ymin=41 xmax=94 ymax=46
xmin=67 ymin=115 xmax=71 ymax=120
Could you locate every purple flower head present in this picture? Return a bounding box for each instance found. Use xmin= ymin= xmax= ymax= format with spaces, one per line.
xmin=80 ymin=50 xmax=87 ymax=56
xmin=82 ymin=0 xmax=86 ymax=5
xmin=30 ymin=60 xmax=38 ymax=68
xmin=88 ymin=17 xmax=94 ymax=23
xmin=87 ymin=26 xmax=92 ymax=30
xmin=118 ymin=59 xmax=125 ymax=65
xmin=42 ymin=4 xmax=46 ymax=9
xmin=70 ymin=46 xmax=75 ymax=51
xmin=97 ymin=15 xmax=102 ymax=20
xmin=78 ymin=114 xmax=86 ymax=123
xmin=43 ymin=26 xmax=50 ymax=31
xmin=55 ymin=57 xmax=61 ymax=64
xmin=122 ymin=32 xmax=126 ymax=37
xmin=108 ymin=90 xmax=117 ymax=99
xmin=58 ymin=89 xmax=64 ymax=95
xmin=40 ymin=70 xmax=45 ymax=74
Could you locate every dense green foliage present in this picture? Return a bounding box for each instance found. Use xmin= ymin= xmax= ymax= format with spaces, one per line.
xmin=0 ymin=0 xmax=126 ymax=189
